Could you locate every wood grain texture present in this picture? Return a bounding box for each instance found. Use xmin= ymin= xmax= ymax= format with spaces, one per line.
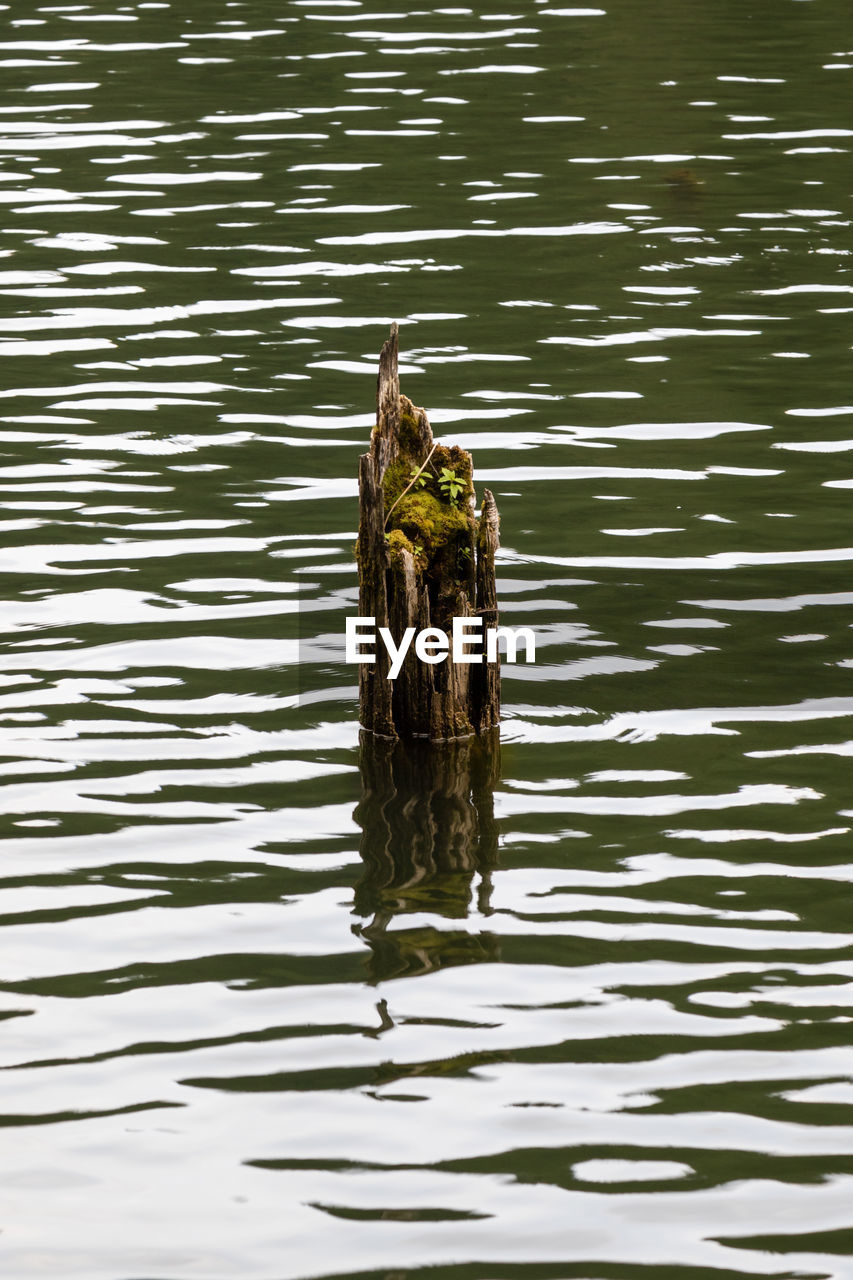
xmin=357 ymin=325 xmax=501 ymax=739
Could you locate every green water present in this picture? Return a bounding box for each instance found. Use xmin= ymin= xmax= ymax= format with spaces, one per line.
xmin=1 ymin=1 xmax=853 ymax=1276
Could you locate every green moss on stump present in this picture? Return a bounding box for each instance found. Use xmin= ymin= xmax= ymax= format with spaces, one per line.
xmin=381 ymin=458 xmax=417 ymax=511
xmin=385 ymin=527 xmax=416 ymax=562
xmin=361 ymin=395 xmax=477 ymax=633
xmin=382 ymin=440 xmax=474 ymax=585
xmin=391 ymin=489 xmax=468 ymax=559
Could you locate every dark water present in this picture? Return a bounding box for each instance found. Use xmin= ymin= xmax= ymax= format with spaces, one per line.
xmin=3 ymin=1 xmax=853 ymax=1276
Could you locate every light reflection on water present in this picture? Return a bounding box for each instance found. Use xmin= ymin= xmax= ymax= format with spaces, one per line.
xmin=2 ymin=0 xmax=853 ymax=1276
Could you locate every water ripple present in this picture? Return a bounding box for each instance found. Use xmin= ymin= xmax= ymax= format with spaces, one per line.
xmin=2 ymin=1 xmax=853 ymax=1277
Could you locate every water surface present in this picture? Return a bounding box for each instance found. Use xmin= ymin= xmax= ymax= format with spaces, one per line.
xmin=2 ymin=2 xmax=853 ymax=1277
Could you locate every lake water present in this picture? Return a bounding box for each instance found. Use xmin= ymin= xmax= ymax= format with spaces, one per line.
xmin=3 ymin=2 xmax=853 ymax=1277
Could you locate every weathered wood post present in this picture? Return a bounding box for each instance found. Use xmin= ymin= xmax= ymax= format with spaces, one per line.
xmin=356 ymin=323 xmax=500 ymax=739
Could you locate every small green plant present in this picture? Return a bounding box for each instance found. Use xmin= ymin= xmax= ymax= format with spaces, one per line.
xmin=409 ymin=465 xmax=429 ymax=490
xmin=438 ymin=466 xmax=465 ymax=506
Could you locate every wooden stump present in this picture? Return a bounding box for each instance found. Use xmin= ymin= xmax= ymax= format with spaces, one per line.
xmin=357 ymin=323 xmax=500 ymax=740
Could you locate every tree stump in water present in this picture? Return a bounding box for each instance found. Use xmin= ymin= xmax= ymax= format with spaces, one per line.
xmin=356 ymin=323 xmax=500 ymax=739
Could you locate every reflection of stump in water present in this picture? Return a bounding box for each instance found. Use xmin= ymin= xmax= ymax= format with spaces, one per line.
xmin=353 ymin=729 xmax=500 ymax=982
